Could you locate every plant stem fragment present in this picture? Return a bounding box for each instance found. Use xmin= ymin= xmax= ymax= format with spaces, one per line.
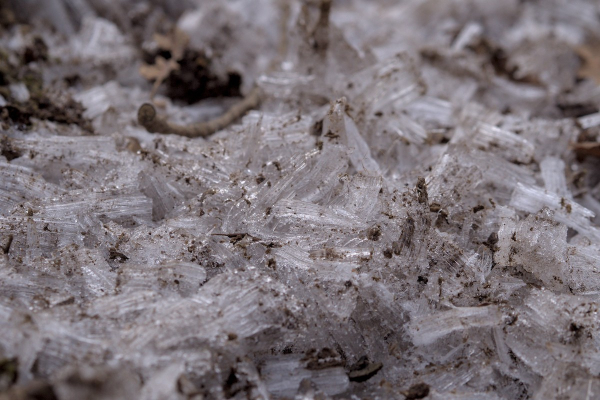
xmin=137 ymin=87 xmax=262 ymax=138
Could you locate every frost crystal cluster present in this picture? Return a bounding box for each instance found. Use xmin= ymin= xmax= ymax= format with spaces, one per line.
xmin=2 ymin=0 xmax=600 ymax=399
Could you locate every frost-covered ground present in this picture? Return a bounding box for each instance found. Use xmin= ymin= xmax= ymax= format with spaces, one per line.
xmin=2 ymin=0 xmax=600 ymax=399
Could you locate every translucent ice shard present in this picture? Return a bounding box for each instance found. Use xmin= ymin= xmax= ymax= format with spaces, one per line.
xmin=341 ymin=174 xmax=382 ymax=219
xmin=409 ymin=305 xmax=502 ymax=346
xmin=139 ymin=363 xmax=185 ymax=400
xmin=272 ymin=199 xmax=366 ymax=231
xmin=577 ymin=112 xmax=600 ymax=129
xmin=53 ymin=365 xmax=141 ymax=400
xmin=138 ymin=171 xmax=185 ymax=221
xmin=59 ymin=17 xmax=135 ymax=64
xmin=346 ymin=54 xmax=426 ymax=114
xmin=566 ymin=242 xmax=600 ymax=293
xmin=322 ymin=98 xmax=381 ymax=175
xmin=510 ymin=183 xmax=600 ymax=239
xmin=9 ymin=83 xmax=29 ymax=103
xmin=0 ymin=162 xmax=63 ymax=214
xmin=261 ymin=355 xmax=349 ymax=398
xmin=87 ymin=290 xmax=159 ymax=319
xmin=428 ymin=390 xmax=505 ymax=400
xmin=534 ymin=364 xmax=600 ymax=400
xmin=404 ymin=96 xmax=453 ymax=127
xmin=117 ymin=261 xmax=206 ymax=297
xmin=427 ymin=148 xmax=535 ymax=206
xmin=73 ymin=247 xmax=116 ymax=297
xmin=451 ymin=22 xmax=484 ymax=52
xmin=540 ymin=157 xmax=570 ymax=199
xmin=5 ymin=0 xmax=600 ymax=398
xmin=455 ymin=106 xmax=535 ymax=164
xmin=505 ymin=289 xmax=600 ymax=377
xmin=74 ymin=85 xmax=113 ymax=120
xmin=288 ymin=145 xmax=349 ymax=204
xmin=495 ymin=211 xmax=568 ymax=290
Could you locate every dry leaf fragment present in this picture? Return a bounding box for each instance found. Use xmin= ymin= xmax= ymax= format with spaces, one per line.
xmin=139 ymin=56 xmax=179 ymax=81
xmin=139 ymin=28 xmax=189 ymax=99
xmin=139 ymin=56 xmax=180 ymax=99
xmin=152 ymin=28 xmax=189 ymax=61
xmin=576 ymin=42 xmax=600 ymax=85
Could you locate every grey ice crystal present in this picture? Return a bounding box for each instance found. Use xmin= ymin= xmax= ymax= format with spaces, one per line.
xmin=2 ymin=0 xmax=600 ymax=399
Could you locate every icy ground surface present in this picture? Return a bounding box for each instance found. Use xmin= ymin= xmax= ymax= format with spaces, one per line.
xmin=2 ymin=0 xmax=600 ymax=399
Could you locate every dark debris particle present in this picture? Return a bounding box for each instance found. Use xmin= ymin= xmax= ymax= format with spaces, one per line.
xmin=367 ymin=225 xmax=382 ymax=241
xmin=348 ymin=355 xmax=369 ymax=371
xmin=472 ymin=205 xmax=485 ymax=213
xmin=64 ymin=74 xmax=81 ymax=87
xmin=347 ymin=356 xmax=383 ymax=382
xmin=1 ymin=105 xmax=32 ymax=127
xmin=0 ymin=357 xmax=18 ymax=388
xmin=228 ymin=234 xmax=246 ymax=245
xmin=417 ymin=275 xmax=428 ymax=284
xmin=223 ymin=368 xmax=245 ymax=398
xmin=304 ymin=348 xmax=345 ymax=370
xmin=108 ymin=249 xmax=129 ymax=263
xmin=486 ymin=232 xmax=499 ymax=246
xmin=0 ymin=2 xmax=15 ymax=28
xmin=394 ymin=215 xmax=415 ymax=255
xmin=0 ymin=135 xmax=20 ymax=161
xmin=556 ymin=102 xmax=598 ymax=118
xmin=157 ymin=47 xmax=242 ymax=104
xmin=23 ymin=37 xmax=48 ymax=64
xmin=2 ymin=380 xmax=58 ymax=400
xmin=391 ymin=240 xmax=402 ymax=256
xmin=429 ymin=202 xmax=441 ymax=213
xmin=416 ymin=177 xmax=428 ymax=204
xmin=34 ymin=95 xmax=92 ymax=130
xmin=402 ymin=382 xmax=430 ymax=400
xmin=569 ymin=322 xmax=585 ymax=339
xmin=383 ymin=248 xmax=393 ymax=259
xmin=311 ymin=118 xmax=323 ymax=136
xmin=560 ymin=197 xmax=569 ymax=210
xmin=0 ymin=95 xmax=92 ymax=132
xmin=256 ymin=174 xmax=266 ymax=184
xmin=1 ymin=234 xmax=13 ymax=255
xmin=324 ymin=129 xmax=339 ymax=139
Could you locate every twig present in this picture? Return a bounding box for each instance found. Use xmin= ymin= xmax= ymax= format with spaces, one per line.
xmin=138 ymin=0 xmax=331 ymax=138
xmin=138 ymin=87 xmax=262 ymax=138
xmin=572 ymin=142 xmax=600 ymax=158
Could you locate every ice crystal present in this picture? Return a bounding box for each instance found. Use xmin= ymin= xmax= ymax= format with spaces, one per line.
xmin=2 ymin=0 xmax=600 ymax=399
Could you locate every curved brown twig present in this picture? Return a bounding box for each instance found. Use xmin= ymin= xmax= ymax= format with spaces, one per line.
xmin=138 ymin=87 xmax=262 ymax=138
xmin=572 ymin=141 xmax=600 ymax=158
xmin=138 ymin=0 xmax=330 ymax=138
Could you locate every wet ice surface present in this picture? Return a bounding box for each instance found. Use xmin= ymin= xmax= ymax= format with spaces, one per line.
xmin=2 ymin=0 xmax=600 ymax=399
